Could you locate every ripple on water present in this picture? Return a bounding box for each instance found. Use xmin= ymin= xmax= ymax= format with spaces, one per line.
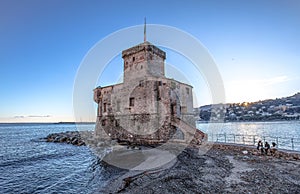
xmin=0 ymin=123 xmax=119 ymax=193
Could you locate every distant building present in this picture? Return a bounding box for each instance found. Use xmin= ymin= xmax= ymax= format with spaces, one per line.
xmin=93 ymin=36 xmax=205 ymax=145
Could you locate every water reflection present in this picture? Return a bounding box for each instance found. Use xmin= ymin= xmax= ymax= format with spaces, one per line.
xmin=196 ymin=121 xmax=300 ymax=151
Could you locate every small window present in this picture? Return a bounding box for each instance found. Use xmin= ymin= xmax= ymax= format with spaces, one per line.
xmin=129 ymin=97 xmax=135 ymax=106
xmin=141 ymin=65 xmax=143 ymax=69
xmin=103 ymin=103 xmax=107 ymax=112
xmin=186 ymin=87 xmax=189 ymax=95
xmin=133 ymin=57 xmax=135 ymax=62
xmin=101 ymin=119 xmax=106 ymax=126
xmin=139 ymin=80 xmax=144 ymax=87
xmin=115 ymin=119 xmax=119 ymax=127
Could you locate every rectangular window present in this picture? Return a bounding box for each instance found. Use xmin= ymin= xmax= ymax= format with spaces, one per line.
xmin=129 ymin=97 xmax=135 ymax=107
xmin=101 ymin=119 xmax=106 ymax=126
xmin=103 ymin=103 xmax=107 ymax=112
xmin=186 ymin=87 xmax=189 ymax=95
xmin=115 ymin=119 xmax=119 ymax=127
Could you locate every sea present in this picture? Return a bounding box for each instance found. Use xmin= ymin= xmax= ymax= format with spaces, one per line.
xmin=197 ymin=120 xmax=300 ymax=151
xmin=0 ymin=121 xmax=300 ymax=193
xmin=0 ymin=123 xmax=125 ymax=194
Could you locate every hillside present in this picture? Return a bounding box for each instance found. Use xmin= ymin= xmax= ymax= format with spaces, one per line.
xmin=197 ymin=92 xmax=300 ymax=122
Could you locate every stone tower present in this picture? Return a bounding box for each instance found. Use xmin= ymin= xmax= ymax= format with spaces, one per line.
xmin=94 ymin=34 xmax=206 ymax=145
xmin=122 ymin=41 xmax=166 ymax=83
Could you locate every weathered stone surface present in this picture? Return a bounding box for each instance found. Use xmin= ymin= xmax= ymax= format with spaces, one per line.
xmin=93 ymin=41 xmax=205 ymax=146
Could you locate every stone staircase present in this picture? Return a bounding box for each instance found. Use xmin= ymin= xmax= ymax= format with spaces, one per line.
xmin=171 ymin=117 xmax=207 ymax=144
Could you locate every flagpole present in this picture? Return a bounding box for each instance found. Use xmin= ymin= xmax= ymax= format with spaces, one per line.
xmin=144 ymin=17 xmax=146 ymax=42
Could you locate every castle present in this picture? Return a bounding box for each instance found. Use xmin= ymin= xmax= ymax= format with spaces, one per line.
xmin=93 ymin=30 xmax=206 ymax=145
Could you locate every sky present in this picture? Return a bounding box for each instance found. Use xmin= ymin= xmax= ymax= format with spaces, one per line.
xmin=0 ymin=0 xmax=300 ymax=122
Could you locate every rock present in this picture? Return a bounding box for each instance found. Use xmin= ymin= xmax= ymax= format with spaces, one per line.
xmin=54 ymin=136 xmax=61 ymax=142
xmin=72 ymin=138 xmax=78 ymax=145
xmin=293 ymin=154 xmax=299 ymax=160
xmin=44 ymin=131 xmax=90 ymax=146
xmin=60 ymin=136 xmax=67 ymax=142
xmin=77 ymin=141 xmax=85 ymax=146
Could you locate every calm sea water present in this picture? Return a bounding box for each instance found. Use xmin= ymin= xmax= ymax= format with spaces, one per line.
xmin=1 ymin=121 xmax=299 ymax=193
xmin=197 ymin=121 xmax=300 ymax=151
xmin=0 ymin=123 xmax=124 ymax=194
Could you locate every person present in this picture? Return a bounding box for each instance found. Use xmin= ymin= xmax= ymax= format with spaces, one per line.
xmin=270 ymin=142 xmax=277 ymax=155
xmin=257 ymin=140 xmax=262 ymax=150
xmin=265 ymin=142 xmax=270 ymax=155
xmin=257 ymin=140 xmax=264 ymax=154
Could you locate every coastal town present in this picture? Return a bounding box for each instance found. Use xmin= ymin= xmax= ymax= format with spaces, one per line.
xmin=197 ymin=92 xmax=300 ymax=122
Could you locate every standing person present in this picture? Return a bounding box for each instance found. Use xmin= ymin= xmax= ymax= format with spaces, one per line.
xmin=265 ymin=142 xmax=270 ymax=155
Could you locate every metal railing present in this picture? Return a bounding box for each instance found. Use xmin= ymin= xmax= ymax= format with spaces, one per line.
xmin=208 ymin=133 xmax=300 ymax=151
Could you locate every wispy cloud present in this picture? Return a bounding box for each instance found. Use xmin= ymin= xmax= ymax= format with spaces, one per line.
xmin=28 ymin=115 xmax=51 ymax=118
xmin=14 ymin=115 xmax=51 ymax=118
xmin=14 ymin=116 xmax=25 ymax=118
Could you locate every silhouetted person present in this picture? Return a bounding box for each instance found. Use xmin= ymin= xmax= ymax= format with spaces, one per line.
xmin=265 ymin=142 xmax=270 ymax=155
xmin=257 ymin=140 xmax=264 ymax=154
xmin=270 ymin=142 xmax=277 ymax=155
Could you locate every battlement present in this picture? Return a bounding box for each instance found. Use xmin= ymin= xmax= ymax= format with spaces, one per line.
xmin=122 ymin=41 xmax=166 ymax=59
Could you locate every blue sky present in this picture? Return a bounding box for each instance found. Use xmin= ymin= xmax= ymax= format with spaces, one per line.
xmin=0 ymin=0 xmax=300 ymax=122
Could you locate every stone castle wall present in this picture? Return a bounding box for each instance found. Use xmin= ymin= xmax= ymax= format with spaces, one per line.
xmin=93 ymin=41 xmax=205 ymax=145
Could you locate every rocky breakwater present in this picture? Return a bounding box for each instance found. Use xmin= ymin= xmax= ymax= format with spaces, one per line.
xmin=45 ymin=131 xmax=87 ymax=146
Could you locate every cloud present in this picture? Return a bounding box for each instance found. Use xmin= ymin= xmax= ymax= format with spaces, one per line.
xmin=14 ymin=116 xmax=25 ymax=118
xmin=28 ymin=115 xmax=51 ymax=118
xmin=14 ymin=115 xmax=51 ymax=118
